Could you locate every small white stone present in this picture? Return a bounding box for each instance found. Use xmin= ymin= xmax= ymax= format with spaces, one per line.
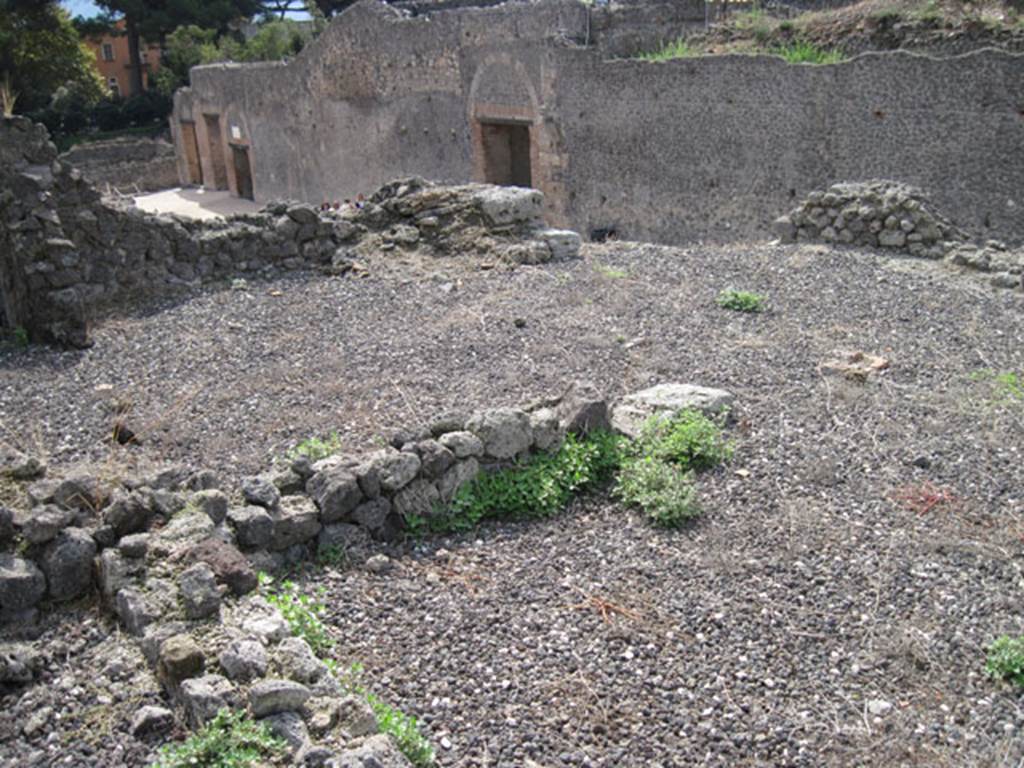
xmin=867 ymin=699 xmax=892 ymax=716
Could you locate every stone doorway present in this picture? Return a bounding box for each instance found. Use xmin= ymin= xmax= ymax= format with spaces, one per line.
xmin=202 ymin=114 xmax=229 ymax=190
xmin=479 ymin=121 xmax=533 ymax=188
xmin=180 ymin=121 xmax=203 ymax=186
xmin=231 ymin=145 xmax=254 ymax=201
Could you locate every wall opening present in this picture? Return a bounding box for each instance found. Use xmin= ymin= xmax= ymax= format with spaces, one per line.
xmin=203 ymin=114 xmax=229 ymax=190
xmin=181 ymin=121 xmax=203 ymax=186
xmin=231 ymin=145 xmax=254 ymax=201
xmin=479 ymin=121 xmax=532 ymax=188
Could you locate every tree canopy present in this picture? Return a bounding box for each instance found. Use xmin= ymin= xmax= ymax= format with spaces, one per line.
xmin=0 ymin=0 xmax=105 ymax=115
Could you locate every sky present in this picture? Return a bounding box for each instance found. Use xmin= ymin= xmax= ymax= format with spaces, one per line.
xmin=62 ymin=0 xmax=103 ymax=17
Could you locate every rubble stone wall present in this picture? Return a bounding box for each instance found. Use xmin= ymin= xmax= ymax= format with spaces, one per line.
xmin=0 ymin=117 xmax=580 ymax=347
xmin=60 ymin=136 xmax=179 ymax=193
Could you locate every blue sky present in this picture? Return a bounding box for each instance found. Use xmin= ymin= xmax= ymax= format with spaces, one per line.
xmin=62 ymin=0 xmax=103 ymax=17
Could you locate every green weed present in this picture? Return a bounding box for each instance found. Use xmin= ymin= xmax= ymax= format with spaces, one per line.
xmin=636 ymin=410 xmax=733 ymax=473
xmin=259 ymin=573 xmax=334 ymax=656
xmin=12 ymin=327 xmax=29 ymax=348
xmin=774 ymin=40 xmax=845 ymax=64
xmin=286 ymin=432 xmax=344 ymax=463
xmin=970 ymin=369 xmax=1024 ymax=405
xmin=594 ymin=263 xmax=629 ymax=279
xmin=985 ymin=636 xmax=1024 ymax=687
xmin=614 ymin=456 xmax=699 ymax=527
xmin=716 ymin=288 xmax=767 ymax=313
xmin=316 ymin=544 xmax=347 ymax=569
xmin=635 ymin=37 xmax=702 ymax=61
xmin=426 ymin=431 xmax=625 ymax=533
xmin=150 ymin=708 xmax=285 ymax=768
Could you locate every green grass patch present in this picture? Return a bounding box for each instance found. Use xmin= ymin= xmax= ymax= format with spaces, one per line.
xmin=985 ymin=636 xmax=1024 ymax=687
xmin=421 ymin=431 xmax=624 ymax=533
xmin=150 ymin=708 xmax=285 ymax=768
xmin=969 ymin=368 xmax=1024 ymax=406
xmin=774 ymin=40 xmax=845 ymax=64
xmin=614 ymin=456 xmax=699 ymax=528
xmin=286 ymin=431 xmax=344 ymax=463
xmin=594 ymin=263 xmax=629 ymax=279
xmin=259 ymin=573 xmax=334 ymax=656
xmin=716 ymin=289 xmax=767 ymax=313
xmin=635 ymin=37 xmax=702 ymax=61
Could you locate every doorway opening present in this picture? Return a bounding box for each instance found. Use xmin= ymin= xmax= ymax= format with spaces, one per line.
xmin=180 ymin=121 xmax=203 ymax=186
xmin=202 ymin=114 xmax=229 ymax=190
xmin=231 ymin=145 xmax=254 ymax=201
xmin=479 ymin=121 xmax=532 ymax=187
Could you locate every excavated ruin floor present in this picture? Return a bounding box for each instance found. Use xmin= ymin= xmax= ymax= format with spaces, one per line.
xmin=1 ymin=240 xmax=1023 ymax=766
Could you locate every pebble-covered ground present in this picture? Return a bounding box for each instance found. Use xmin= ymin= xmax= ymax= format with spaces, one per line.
xmin=1 ymin=240 xmax=1023 ymax=766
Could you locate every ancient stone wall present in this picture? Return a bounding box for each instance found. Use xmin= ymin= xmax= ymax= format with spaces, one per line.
xmin=0 ymin=117 xmax=580 ymax=347
xmin=173 ymin=0 xmax=1024 ymax=246
xmin=60 ymin=136 xmax=179 ymax=193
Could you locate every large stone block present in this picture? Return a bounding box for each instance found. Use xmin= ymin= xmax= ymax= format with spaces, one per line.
xmin=465 ymin=408 xmax=532 ymax=459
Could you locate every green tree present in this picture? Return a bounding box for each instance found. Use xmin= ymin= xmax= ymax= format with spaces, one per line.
xmin=0 ymin=0 xmax=105 ymax=114
xmin=93 ymin=0 xmax=264 ymax=97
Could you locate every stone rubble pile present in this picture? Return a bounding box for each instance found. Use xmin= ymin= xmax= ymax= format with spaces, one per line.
xmin=0 ymin=117 xmax=582 ymax=348
xmin=773 ymin=180 xmax=1023 ymax=291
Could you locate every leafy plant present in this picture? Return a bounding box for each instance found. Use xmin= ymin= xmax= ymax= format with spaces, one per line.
xmin=150 ymin=708 xmax=285 ymax=768
xmin=259 ymin=573 xmax=334 ymax=655
xmin=636 ymin=410 xmax=732 ymax=473
xmin=636 ymin=37 xmax=701 ymax=61
xmin=428 ymin=431 xmax=624 ymax=533
xmin=774 ymin=41 xmax=845 ymax=64
xmin=12 ymin=326 xmax=29 ymax=348
xmin=316 ymin=544 xmax=347 ymax=568
xmin=614 ymin=456 xmax=699 ymax=527
xmin=286 ymin=431 xmax=344 ymax=462
xmin=985 ymin=636 xmax=1024 ymax=687
xmin=337 ymin=663 xmax=435 ymax=768
xmin=716 ymin=289 xmax=766 ymax=313
xmin=969 ymin=368 xmax=1024 ymax=405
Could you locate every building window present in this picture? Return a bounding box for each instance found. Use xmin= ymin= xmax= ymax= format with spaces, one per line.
xmin=108 ymin=77 xmax=120 ymax=97
xmin=102 ymin=43 xmax=114 ymax=62
xmin=141 ymin=50 xmax=148 ymax=63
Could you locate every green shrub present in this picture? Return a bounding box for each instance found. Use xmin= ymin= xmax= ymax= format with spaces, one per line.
xmin=428 ymin=431 xmax=624 ymax=533
xmin=636 ymin=37 xmax=701 ymax=61
xmin=774 ymin=41 xmax=845 ymax=64
xmin=367 ymin=693 xmax=436 ymax=768
xmin=716 ymin=289 xmax=766 ymax=313
xmin=614 ymin=456 xmax=699 ymax=527
xmin=985 ymin=636 xmax=1024 ymax=687
xmin=637 ymin=410 xmax=732 ymax=473
xmin=259 ymin=574 xmax=334 ymax=655
xmin=286 ymin=431 xmax=344 ymax=462
xmin=150 ymin=708 xmax=285 ymax=768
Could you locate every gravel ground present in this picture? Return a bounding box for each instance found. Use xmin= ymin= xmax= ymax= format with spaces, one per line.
xmin=2 ymin=240 xmax=1023 ymax=766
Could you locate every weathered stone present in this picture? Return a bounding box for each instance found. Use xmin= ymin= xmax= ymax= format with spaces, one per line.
xmin=307 ymin=467 xmax=362 ymax=523
xmin=149 ymin=488 xmax=186 ymax=518
xmin=185 ymin=537 xmax=258 ymax=596
xmin=392 ymin=478 xmax=440 ymax=520
xmin=118 ymin=532 xmax=149 ymax=558
xmin=191 ymin=489 xmax=229 ymax=524
xmin=369 ymin=450 xmax=421 ymax=492
xmin=130 ymin=705 xmax=174 ymax=738
xmin=437 ymin=430 xmax=484 ymax=458
xmin=415 ymin=440 xmax=455 ymax=478
xmin=180 ymin=674 xmax=236 ymax=725
xmin=465 ymin=408 xmax=532 ymax=459
xmin=335 ymin=734 xmax=413 ymax=768
xmin=610 ymin=383 xmax=735 ymax=439
xmin=227 ymin=505 xmax=274 ymax=550
xmin=350 ymin=498 xmax=391 ymax=535
xmin=437 ymin=458 xmax=479 ymax=503
xmin=538 ymin=228 xmax=582 ymax=260
xmin=0 ymin=507 xmax=12 ymax=548
xmin=241 ymin=475 xmax=281 ymax=509
xmin=276 ymin=637 xmax=327 ymax=684
xmin=219 ymin=637 xmax=268 ymax=682
xmin=249 ymin=678 xmax=311 ymax=718
xmin=878 ymin=229 xmax=906 ymax=248
xmin=52 ymin=473 xmax=111 ymax=513
xmin=270 ymin=495 xmax=321 ymax=550
xmin=262 ymin=711 xmax=310 ymax=753
xmin=773 ymin=215 xmax=797 ymax=242
xmin=429 ymin=411 xmax=467 ymax=437
xmin=270 ymin=466 xmax=305 ymax=496
xmin=365 ymin=554 xmax=393 ymax=574
xmin=0 ymin=643 xmax=38 ymax=684
xmin=103 ymin=490 xmax=151 ymax=536
xmin=40 ymin=527 xmax=95 ymax=601
xmin=116 ymin=587 xmax=163 ymax=636
xmin=337 ymin=694 xmax=379 ymax=737
xmin=529 ymin=408 xmax=562 ymax=451
xmin=0 ymin=448 xmax=46 ymax=480
xmin=318 ymin=522 xmax=372 ymax=554
xmin=158 ymin=634 xmax=205 ymax=687
xmin=15 ymin=503 xmax=73 ymax=544
xmin=97 ymin=548 xmax=140 ymax=603
xmin=179 ymin=562 xmax=221 ymax=619
xmin=555 ymin=381 xmax=609 ymax=436
xmin=474 ymin=186 xmax=543 ymax=226
xmin=0 ymin=554 xmax=46 ymax=612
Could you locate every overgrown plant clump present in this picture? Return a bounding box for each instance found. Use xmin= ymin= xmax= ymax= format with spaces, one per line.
xmin=259 ymin=574 xmax=334 ymax=655
xmin=286 ymin=431 xmax=344 ymax=462
xmin=151 ymin=708 xmax=285 ymax=768
xmin=774 ymin=40 xmax=845 ymax=64
xmin=636 ymin=409 xmax=734 ymax=473
xmin=985 ymin=636 xmax=1024 ymax=687
xmin=636 ymin=37 xmax=702 ymax=61
xmin=716 ymin=288 xmax=767 ymax=313
xmin=423 ymin=431 xmax=624 ymax=533
xmin=614 ymin=456 xmax=699 ymax=527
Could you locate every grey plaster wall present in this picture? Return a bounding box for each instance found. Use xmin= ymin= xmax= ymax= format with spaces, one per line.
xmin=554 ymin=47 xmax=1024 ymax=244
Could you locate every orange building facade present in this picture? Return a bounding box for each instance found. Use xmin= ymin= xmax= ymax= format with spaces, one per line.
xmin=84 ymin=21 xmax=163 ymax=98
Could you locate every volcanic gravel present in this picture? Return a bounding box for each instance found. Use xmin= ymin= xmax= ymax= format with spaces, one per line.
xmin=2 ymin=241 xmax=1023 ymax=766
